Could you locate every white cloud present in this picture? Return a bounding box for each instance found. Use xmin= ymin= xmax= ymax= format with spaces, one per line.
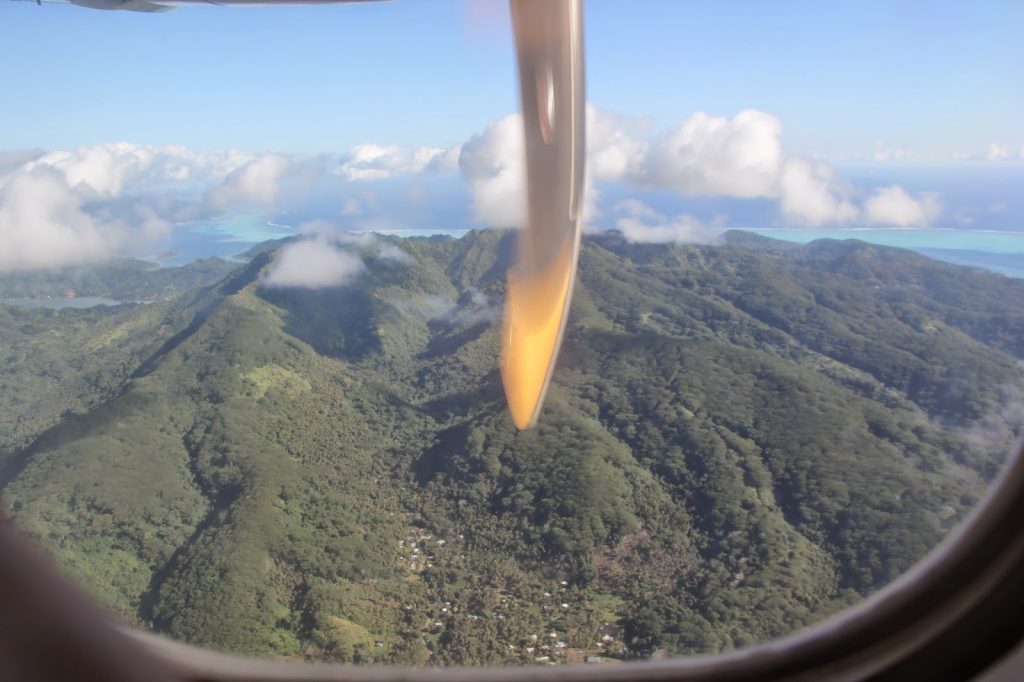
xmin=986 ymin=143 xmax=1011 ymax=162
xmin=206 ymin=153 xmax=290 ymax=207
xmin=458 ymin=113 xmax=525 ymax=228
xmin=302 ymin=219 xmax=411 ymax=259
xmin=587 ymin=106 xmax=648 ymax=182
xmin=613 ymin=200 xmax=720 ymax=244
xmin=21 ymin=143 xmax=260 ymax=196
xmin=262 ymin=239 xmax=366 ymax=289
xmin=0 ymin=142 xmax=264 ymax=270
xmin=377 ymin=242 xmax=412 ymax=264
xmin=613 ymin=198 xmax=664 ymax=222
xmin=428 ymin=287 xmax=501 ymax=327
xmin=0 ymin=150 xmax=44 ymax=177
xmin=0 ymin=140 xmax=462 ymax=272
xmin=262 ymin=220 xmax=415 ymax=289
xmin=0 ymin=168 xmax=115 ymax=270
xmin=634 ymin=109 xmax=783 ymax=198
xmin=917 ymin=143 xmax=1024 ymax=164
xmin=458 ymin=109 xmax=619 ymax=230
xmin=872 ymin=142 xmax=913 ymax=163
xmin=336 ymin=143 xmax=460 ymax=180
xmin=609 ymin=109 xmax=868 ymax=226
xmin=2 ymin=106 xmax=961 ymax=273
xmin=425 ymin=145 xmax=463 ymax=173
xmin=779 ymin=159 xmax=859 ymax=226
xmin=458 ymin=107 xmax=870 ymax=230
xmin=863 ymin=185 xmax=942 ymax=227
xmin=0 ymin=166 xmax=170 ymax=271
xmin=26 ymin=144 xmax=158 ymax=196
xmin=589 ymin=109 xmax=946 ymax=228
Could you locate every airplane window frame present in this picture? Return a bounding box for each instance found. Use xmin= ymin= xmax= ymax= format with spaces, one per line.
xmin=2 ymin=1 xmax=1022 ymax=680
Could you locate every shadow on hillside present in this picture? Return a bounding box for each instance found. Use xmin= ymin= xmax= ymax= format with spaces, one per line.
xmin=418 ymin=370 xmax=505 ymax=421
xmin=412 ymin=421 xmax=470 ymax=485
xmin=420 ymin=320 xmax=493 ymax=360
xmin=259 ymin=286 xmax=382 ymax=362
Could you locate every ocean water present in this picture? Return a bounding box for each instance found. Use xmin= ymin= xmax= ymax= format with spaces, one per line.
xmin=144 ymin=213 xmax=1024 ymax=279
xmin=737 ymin=228 xmax=1024 ymax=278
xmin=738 ymin=227 xmax=1024 ymax=254
xmin=588 ymin=166 xmax=1024 ymax=278
xmin=150 ymin=214 xmax=298 ymax=265
xmin=150 ymin=216 xmax=472 ymax=266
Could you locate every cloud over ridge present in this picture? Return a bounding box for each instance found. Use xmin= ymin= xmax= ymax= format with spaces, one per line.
xmin=262 ymin=238 xmax=366 ymax=289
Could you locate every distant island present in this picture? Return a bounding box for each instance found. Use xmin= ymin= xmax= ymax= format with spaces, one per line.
xmin=0 ymin=256 xmax=239 ymax=302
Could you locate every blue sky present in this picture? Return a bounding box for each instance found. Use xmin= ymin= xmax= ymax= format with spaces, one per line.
xmin=0 ymin=0 xmax=1022 ymax=274
xmin=0 ymin=0 xmax=1021 ymax=157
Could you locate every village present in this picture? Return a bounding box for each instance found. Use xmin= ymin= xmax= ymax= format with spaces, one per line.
xmin=395 ymin=526 xmax=626 ymax=665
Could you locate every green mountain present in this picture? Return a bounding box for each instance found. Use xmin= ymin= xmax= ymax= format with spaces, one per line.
xmin=0 ymin=256 xmax=240 ymax=302
xmin=1 ymin=230 xmax=1022 ymax=665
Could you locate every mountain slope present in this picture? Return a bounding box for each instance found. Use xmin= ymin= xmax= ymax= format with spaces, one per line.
xmin=2 ymin=230 xmax=1022 ymax=664
xmin=0 ymin=256 xmax=240 ymax=302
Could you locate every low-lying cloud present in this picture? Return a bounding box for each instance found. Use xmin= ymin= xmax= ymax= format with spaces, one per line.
xmin=297 ymin=220 xmax=412 ymax=263
xmin=430 ymin=287 xmax=501 ymax=327
xmin=261 ymin=221 xmax=413 ymax=289
xmin=778 ymin=158 xmax=858 ymax=226
xmin=863 ymin=185 xmax=942 ymax=227
xmin=613 ymin=200 xmax=721 ymax=245
xmin=262 ymin=238 xmax=366 ymax=289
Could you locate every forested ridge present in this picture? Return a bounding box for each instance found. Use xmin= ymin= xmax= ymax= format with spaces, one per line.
xmin=0 ymin=256 xmax=238 ymax=302
xmin=1 ymin=230 xmax=1022 ymax=665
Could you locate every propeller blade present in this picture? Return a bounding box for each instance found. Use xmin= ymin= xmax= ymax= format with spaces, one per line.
xmin=502 ymin=0 xmax=586 ymax=429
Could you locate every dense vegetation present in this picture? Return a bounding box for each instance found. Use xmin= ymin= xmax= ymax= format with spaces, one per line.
xmin=1 ymin=230 xmax=1022 ymax=666
xmin=0 ymin=256 xmax=239 ymax=302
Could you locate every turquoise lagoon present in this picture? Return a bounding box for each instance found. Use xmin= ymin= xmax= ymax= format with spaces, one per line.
xmin=151 ymin=214 xmax=1024 ymax=279
xmin=737 ymin=228 xmax=1024 ymax=278
xmin=153 ymin=216 xmax=471 ymax=266
xmin=153 ymin=214 xmax=297 ymax=265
